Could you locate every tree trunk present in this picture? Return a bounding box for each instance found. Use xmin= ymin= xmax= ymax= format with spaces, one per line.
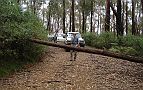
xmin=82 ymin=10 xmax=85 ymax=33
xmin=116 ymin=0 xmax=124 ymax=36
xmin=17 ymin=0 xmax=20 ymax=4
xmin=90 ymin=0 xmax=93 ymax=32
xmin=122 ymin=1 xmax=125 ymax=34
xmin=79 ymin=10 xmax=82 ymax=33
xmin=72 ymin=0 xmax=75 ymax=32
xmin=63 ymin=0 xmax=66 ymax=33
xmin=30 ymin=39 xmax=143 ymax=64
xmin=105 ymin=0 xmax=110 ymax=32
xmin=69 ymin=8 xmax=72 ymax=32
xmin=141 ymin=0 xmax=143 ymax=14
xmin=47 ymin=3 xmax=51 ymax=33
xmin=42 ymin=2 xmax=45 ymax=23
xmin=126 ymin=0 xmax=128 ymax=35
xmin=82 ymin=0 xmax=86 ymax=33
xmin=33 ymin=0 xmax=36 ymax=14
xmin=132 ymin=0 xmax=136 ymax=35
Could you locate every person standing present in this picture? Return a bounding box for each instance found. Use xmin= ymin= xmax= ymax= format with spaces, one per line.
xmin=53 ymin=33 xmax=57 ymax=43
xmin=70 ymin=33 xmax=80 ymax=61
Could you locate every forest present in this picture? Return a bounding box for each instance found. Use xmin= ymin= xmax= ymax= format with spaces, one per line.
xmin=0 ymin=0 xmax=143 ymax=89
xmin=0 ymin=0 xmax=143 ymax=77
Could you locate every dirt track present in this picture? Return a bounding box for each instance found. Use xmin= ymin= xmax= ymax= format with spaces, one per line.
xmin=0 ymin=47 xmax=143 ymax=90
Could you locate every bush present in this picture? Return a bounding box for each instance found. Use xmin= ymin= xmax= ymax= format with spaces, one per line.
xmin=83 ymin=32 xmax=96 ymax=46
xmin=83 ymin=32 xmax=143 ymax=57
xmin=83 ymin=32 xmax=116 ymax=49
xmin=109 ymin=46 xmax=138 ymax=56
xmin=0 ymin=0 xmax=48 ymax=77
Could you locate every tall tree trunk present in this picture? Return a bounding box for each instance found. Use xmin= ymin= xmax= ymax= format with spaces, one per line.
xmin=69 ymin=8 xmax=72 ymax=32
xmin=141 ymin=0 xmax=143 ymax=14
xmin=79 ymin=10 xmax=82 ymax=33
xmin=116 ymin=0 xmax=123 ymax=36
xmin=82 ymin=11 xmax=85 ymax=33
xmin=126 ymin=0 xmax=128 ymax=35
xmin=97 ymin=12 xmax=100 ymax=34
xmin=82 ymin=0 xmax=86 ymax=33
xmin=122 ymin=1 xmax=125 ymax=34
xmin=17 ymin=0 xmax=20 ymax=4
xmin=90 ymin=0 xmax=93 ymax=32
xmin=72 ymin=0 xmax=75 ymax=32
xmin=63 ymin=0 xmax=66 ymax=33
xmin=47 ymin=4 xmax=51 ymax=33
xmin=132 ymin=0 xmax=136 ymax=35
xmin=105 ymin=0 xmax=110 ymax=32
xmin=33 ymin=0 xmax=36 ymax=14
xmin=141 ymin=0 xmax=143 ymax=34
xmin=42 ymin=1 xmax=45 ymax=23
xmin=57 ymin=17 xmax=60 ymax=32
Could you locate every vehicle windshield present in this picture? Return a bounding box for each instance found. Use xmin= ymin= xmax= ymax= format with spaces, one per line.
xmin=57 ymin=34 xmax=62 ymax=37
xmin=67 ymin=33 xmax=81 ymax=38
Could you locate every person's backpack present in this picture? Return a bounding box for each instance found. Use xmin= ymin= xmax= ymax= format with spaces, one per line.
xmin=72 ymin=37 xmax=79 ymax=44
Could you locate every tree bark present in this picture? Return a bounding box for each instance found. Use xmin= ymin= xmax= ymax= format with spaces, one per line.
xmin=126 ymin=0 xmax=128 ymax=35
xmin=132 ymin=0 xmax=136 ymax=35
xmin=116 ymin=0 xmax=124 ymax=36
xmin=17 ymin=0 xmax=20 ymax=4
xmin=69 ymin=8 xmax=72 ymax=32
xmin=141 ymin=0 xmax=143 ymax=34
xmin=141 ymin=0 xmax=143 ymax=14
xmin=63 ymin=0 xmax=66 ymax=33
xmin=30 ymin=39 xmax=143 ymax=64
xmin=90 ymin=0 xmax=93 ymax=32
xmin=82 ymin=0 xmax=86 ymax=33
xmin=110 ymin=0 xmax=124 ymax=36
xmin=82 ymin=10 xmax=85 ymax=33
xmin=47 ymin=3 xmax=51 ymax=33
xmin=105 ymin=0 xmax=110 ymax=32
xmin=72 ymin=0 xmax=75 ymax=32
xmin=33 ymin=0 xmax=36 ymax=14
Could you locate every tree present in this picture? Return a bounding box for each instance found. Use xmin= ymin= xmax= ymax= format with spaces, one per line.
xmin=71 ymin=0 xmax=75 ymax=32
xmin=90 ymin=0 xmax=94 ymax=32
xmin=82 ymin=0 xmax=86 ymax=33
xmin=46 ymin=2 xmax=51 ymax=32
xmin=132 ymin=0 xmax=136 ymax=35
xmin=116 ymin=0 xmax=124 ymax=36
xmin=141 ymin=0 xmax=143 ymax=14
xmin=125 ymin=0 xmax=128 ymax=35
xmin=105 ymin=0 xmax=110 ymax=32
xmin=63 ymin=0 xmax=66 ymax=33
xmin=110 ymin=0 xmax=124 ymax=36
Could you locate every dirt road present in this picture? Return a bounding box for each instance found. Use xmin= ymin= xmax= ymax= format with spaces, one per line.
xmin=0 ymin=47 xmax=143 ymax=90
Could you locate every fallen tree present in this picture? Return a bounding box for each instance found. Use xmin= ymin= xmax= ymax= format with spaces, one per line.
xmin=30 ymin=39 xmax=143 ymax=63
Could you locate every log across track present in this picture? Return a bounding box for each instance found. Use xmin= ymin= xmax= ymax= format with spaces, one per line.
xmin=0 ymin=42 xmax=143 ymax=90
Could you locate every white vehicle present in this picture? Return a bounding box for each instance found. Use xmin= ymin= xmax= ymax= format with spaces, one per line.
xmin=64 ymin=32 xmax=85 ymax=47
xmin=56 ymin=33 xmax=65 ymax=42
xmin=47 ymin=34 xmax=54 ymax=41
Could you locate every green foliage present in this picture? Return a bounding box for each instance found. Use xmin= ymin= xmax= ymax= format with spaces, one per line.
xmin=83 ymin=32 xmax=116 ymax=49
xmin=0 ymin=0 xmax=48 ymax=77
xmin=117 ymin=35 xmax=143 ymax=56
xmin=109 ymin=46 xmax=137 ymax=56
xmin=83 ymin=32 xmax=96 ymax=46
xmin=83 ymin=32 xmax=143 ymax=57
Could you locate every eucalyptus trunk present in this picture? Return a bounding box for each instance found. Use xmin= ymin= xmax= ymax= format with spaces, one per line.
xmin=90 ymin=0 xmax=93 ymax=32
xmin=132 ymin=0 xmax=136 ymax=35
xmin=116 ymin=0 xmax=123 ymax=36
xmin=105 ymin=0 xmax=110 ymax=32
xmin=72 ymin=0 xmax=75 ymax=32
xmin=63 ymin=0 xmax=66 ymax=33
xmin=126 ymin=0 xmax=128 ymax=35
